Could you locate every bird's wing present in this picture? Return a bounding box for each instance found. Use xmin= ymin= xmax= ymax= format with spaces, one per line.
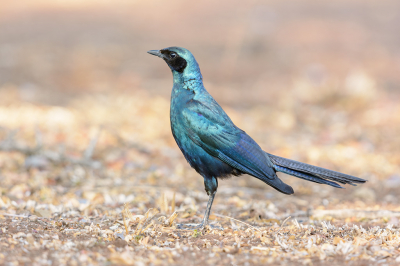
xmin=182 ymin=100 xmax=294 ymax=194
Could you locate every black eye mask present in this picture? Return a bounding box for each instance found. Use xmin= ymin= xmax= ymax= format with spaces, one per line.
xmin=161 ymin=50 xmax=187 ymax=73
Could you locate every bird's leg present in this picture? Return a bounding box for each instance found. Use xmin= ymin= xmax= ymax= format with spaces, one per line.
xmin=199 ymin=190 xmax=216 ymax=226
xmin=176 ymin=192 xmax=220 ymax=230
xmin=177 ymin=177 xmax=222 ymax=230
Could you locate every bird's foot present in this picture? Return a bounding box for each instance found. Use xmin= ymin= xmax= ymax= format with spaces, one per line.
xmin=176 ymin=223 xmax=223 ymax=231
xmin=176 ymin=223 xmax=204 ymax=230
xmin=207 ymin=223 xmax=223 ymax=230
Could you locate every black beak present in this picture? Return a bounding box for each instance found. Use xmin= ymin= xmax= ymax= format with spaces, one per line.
xmin=147 ymin=50 xmax=163 ymax=58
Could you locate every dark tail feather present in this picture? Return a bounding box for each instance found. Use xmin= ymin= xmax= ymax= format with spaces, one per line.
xmin=261 ymin=173 xmax=295 ymax=195
xmin=273 ymin=165 xmax=343 ymax=188
xmin=267 ymin=153 xmax=366 ymax=187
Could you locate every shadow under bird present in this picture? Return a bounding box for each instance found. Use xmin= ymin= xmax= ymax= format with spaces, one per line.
xmin=147 ymin=47 xmax=366 ymax=230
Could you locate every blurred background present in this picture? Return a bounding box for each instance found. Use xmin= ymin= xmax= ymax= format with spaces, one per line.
xmin=1 ymin=0 xmax=400 ymax=217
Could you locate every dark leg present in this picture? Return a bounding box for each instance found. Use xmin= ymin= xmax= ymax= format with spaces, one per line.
xmin=177 ymin=177 xmax=221 ymax=230
xmin=201 ymin=176 xmax=218 ymax=226
xmin=199 ymin=191 xmax=216 ymax=226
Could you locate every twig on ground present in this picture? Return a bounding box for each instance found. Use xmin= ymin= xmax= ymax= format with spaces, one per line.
xmin=280 ymin=216 xmax=291 ymax=227
xmin=214 ymin=213 xmax=261 ymax=232
xmin=311 ymin=209 xmax=400 ymax=219
xmin=122 ymin=210 xmax=129 ymax=235
xmin=0 ymin=213 xmax=29 ymax=218
xmin=0 ymin=213 xmax=44 ymax=220
xmin=84 ymin=128 xmax=102 ymax=160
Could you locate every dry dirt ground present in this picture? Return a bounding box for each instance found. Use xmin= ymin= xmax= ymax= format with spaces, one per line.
xmin=1 ymin=0 xmax=400 ymax=265
xmin=0 ymin=91 xmax=399 ymax=266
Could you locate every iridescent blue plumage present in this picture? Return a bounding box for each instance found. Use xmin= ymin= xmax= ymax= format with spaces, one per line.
xmin=147 ymin=47 xmax=366 ymax=229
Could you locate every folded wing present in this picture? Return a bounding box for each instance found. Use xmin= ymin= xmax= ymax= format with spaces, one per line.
xmin=183 ymin=100 xmax=294 ymax=195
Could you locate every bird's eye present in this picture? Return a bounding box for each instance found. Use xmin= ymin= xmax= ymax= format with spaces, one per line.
xmin=170 ymin=53 xmax=177 ymax=59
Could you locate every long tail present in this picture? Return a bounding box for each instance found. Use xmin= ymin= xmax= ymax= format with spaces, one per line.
xmin=266 ymin=153 xmax=366 ymax=188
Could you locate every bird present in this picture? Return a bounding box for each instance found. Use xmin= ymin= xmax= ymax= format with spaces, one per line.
xmin=147 ymin=47 xmax=366 ymax=230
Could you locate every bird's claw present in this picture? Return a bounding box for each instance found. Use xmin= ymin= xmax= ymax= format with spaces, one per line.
xmin=176 ymin=223 xmax=205 ymax=230
xmin=176 ymin=223 xmax=223 ymax=231
xmin=207 ymin=223 xmax=224 ymax=230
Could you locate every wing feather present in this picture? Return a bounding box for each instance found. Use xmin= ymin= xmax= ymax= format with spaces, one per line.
xmin=183 ymin=100 xmax=294 ymax=194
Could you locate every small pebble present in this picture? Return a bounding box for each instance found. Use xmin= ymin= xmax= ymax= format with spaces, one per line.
xmin=115 ymin=233 xmax=125 ymax=240
xmin=29 ymin=215 xmax=38 ymax=222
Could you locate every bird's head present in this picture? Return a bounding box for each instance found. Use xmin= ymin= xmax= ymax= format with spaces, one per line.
xmin=147 ymin=47 xmax=202 ymax=81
